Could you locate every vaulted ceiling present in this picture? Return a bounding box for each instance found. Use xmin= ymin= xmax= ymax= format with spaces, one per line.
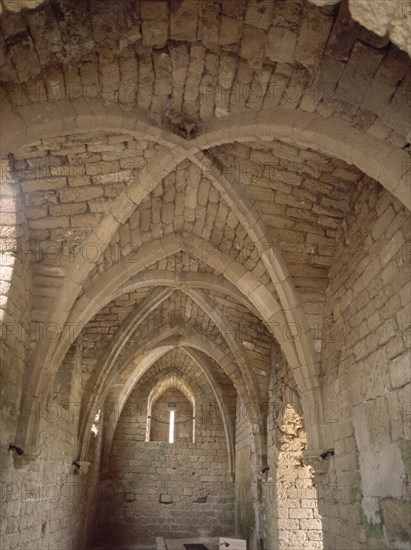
xmin=1 ymin=0 xmax=409 ymax=459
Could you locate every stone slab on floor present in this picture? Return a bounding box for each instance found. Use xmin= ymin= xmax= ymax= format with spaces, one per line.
xmin=164 ymin=538 xmax=220 ymax=550
xmin=88 ymin=546 xmax=156 ymax=550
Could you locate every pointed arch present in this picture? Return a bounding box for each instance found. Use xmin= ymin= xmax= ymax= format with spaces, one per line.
xmin=146 ymin=375 xmax=196 ymax=442
xmin=81 ymin=329 xmax=241 ymax=475
xmin=18 ymin=232 xmax=322 ymax=451
xmin=3 ymin=102 xmax=406 ymax=208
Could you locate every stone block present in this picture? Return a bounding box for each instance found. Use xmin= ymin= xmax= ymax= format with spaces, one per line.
xmin=21 ymin=177 xmax=67 ymax=193
xmin=289 ymin=508 xmax=313 ymax=519
xmin=199 ymin=1 xmax=220 ymax=48
xmin=299 ymin=518 xmax=323 ymax=530
xmin=8 ymin=32 xmax=41 ymax=83
xmin=160 ymin=493 xmax=172 ymax=503
xmin=294 ymin=7 xmax=333 ymax=74
xmin=240 ymin=27 xmax=267 ymax=70
xmin=389 ymin=352 xmax=411 ymax=389
xmin=266 ymin=27 xmax=298 ymax=64
xmin=300 ymin=94 xmax=317 ymax=112
xmin=142 ymin=21 xmax=168 ymax=47
xmin=219 ymin=16 xmax=243 ymax=45
xmin=245 ymin=0 xmax=272 ymax=30
xmin=336 ymin=42 xmax=383 ymax=107
xmin=59 ymin=186 xmax=103 ymax=203
xmin=140 ymin=0 xmax=168 ymax=20
xmin=170 ymin=0 xmax=199 ymax=42
xmin=28 ymin=216 xmax=69 ymax=230
xmin=68 ymin=175 xmax=92 ymax=187
xmin=49 ymin=203 xmax=87 ymax=216
xmin=325 ymin=0 xmax=359 ymax=61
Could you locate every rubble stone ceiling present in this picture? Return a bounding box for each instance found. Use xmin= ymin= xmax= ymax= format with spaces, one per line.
xmin=1 ymin=0 xmax=410 ymax=438
xmin=1 ymin=0 xmax=410 ymax=143
xmin=81 ymin=288 xmax=272 ymax=373
xmin=124 ymin=347 xmax=235 ymax=399
xmin=1 ymin=0 xmax=410 ymax=62
xmin=78 ymin=286 xmax=272 ymax=411
xmin=24 ymin=136 xmax=365 ymax=357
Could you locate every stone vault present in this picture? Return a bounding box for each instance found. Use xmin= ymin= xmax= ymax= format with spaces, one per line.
xmin=0 ymin=1 xmax=410 ymax=549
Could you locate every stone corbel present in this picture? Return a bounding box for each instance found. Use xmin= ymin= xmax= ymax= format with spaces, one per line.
xmin=72 ymin=460 xmax=91 ymax=475
xmin=302 ymin=448 xmax=334 ymax=477
xmin=8 ymin=444 xmax=41 ymax=468
xmin=256 ymin=465 xmax=270 ymax=481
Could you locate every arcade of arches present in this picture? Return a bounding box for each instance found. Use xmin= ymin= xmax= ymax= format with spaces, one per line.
xmin=0 ymin=0 xmax=410 ymax=549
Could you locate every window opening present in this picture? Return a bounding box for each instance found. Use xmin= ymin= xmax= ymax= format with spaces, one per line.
xmin=169 ymin=410 xmax=175 ymax=443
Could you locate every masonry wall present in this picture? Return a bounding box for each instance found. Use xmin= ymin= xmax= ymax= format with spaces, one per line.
xmin=150 ymin=388 xmax=193 ymax=442
xmin=263 ymin=349 xmax=323 ymax=550
xmin=93 ymin=378 xmax=235 ymax=546
xmin=234 ymin=398 xmax=259 ymax=548
xmin=319 ymin=180 xmax=411 ymax=549
xmin=1 ymin=164 xmax=101 ymax=550
xmin=1 ymin=160 xmax=32 ymax=452
xmin=0 ymin=396 xmax=102 ymax=550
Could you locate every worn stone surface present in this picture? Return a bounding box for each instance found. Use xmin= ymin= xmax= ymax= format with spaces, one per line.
xmin=0 ymin=0 xmax=410 ymax=145
xmin=311 ymin=0 xmax=411 ymax=56
xmin=320 ymin=181 xmax=411 ymax=550
xmin=0 ymin=2 xmax=410 ymax=550
xmin=92 ymin=351 xmax=236 ymax=545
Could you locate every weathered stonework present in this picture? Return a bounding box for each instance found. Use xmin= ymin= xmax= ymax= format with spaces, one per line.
xmin=0 ymin=1 xmax=410 ymax=549
xmin=93 ymin=353 xmax=235 ymax=545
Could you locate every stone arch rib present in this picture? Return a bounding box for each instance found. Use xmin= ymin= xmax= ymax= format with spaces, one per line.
xmin=18 ymin=232 xmax=322 ymax=451
xmin=76 ymin=283 xmax=260 ymax=466
xmin=12 ymin=103 xmax=405 ymax=451
xmin=83 ymin=333 xmax=240 ymax=476
xmin=3 ymin=101 xmax=407 ymax=208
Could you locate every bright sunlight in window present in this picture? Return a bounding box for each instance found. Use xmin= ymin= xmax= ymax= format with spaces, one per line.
xmin=168 ymin=410 xmax=175 ymax=443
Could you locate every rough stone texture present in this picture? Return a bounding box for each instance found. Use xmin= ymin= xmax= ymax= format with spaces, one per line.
xmin=92 ymin=352 xmax=235 ymax=545
xmin=320 ymin=182 xmax=411 ymax=550
xmin=1 ymin=0 xmax=410 ymax=147
xmin=310 ymin=0 xmax=411 ymax=56
xmin=235 ymin=398 xmax=258 ymax=543
xmin=2 ymin=0 xmax=410 ymax=57
xmin=0 ymin=331 xmax=101 ymax=550
xmin=0 ymin=2 xmax=410 ymax=550
xmin=264 ymin=349 xmax=322 ymax=550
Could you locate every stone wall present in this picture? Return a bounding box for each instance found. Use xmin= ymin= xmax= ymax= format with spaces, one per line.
xmin=93 ymin=368 xmax=235 ymax=546
xmin=263 ymin=348 xmax=323 ymax=550
xmin=0 ymin=2 xmax=410 ymax=549
xmin=234 ymin=398 xmax=257 ymax=546
xmin=234 ymin=346 xmax=323 ymax=550
xmin=319 ymin=179 xmax=411 ymax=549
xmin=1 ymin=160 xmax=102 ymax=550
xmin=1 ymin=159 xmax=32 ymax=451
xmin=0 ymin=401 xmax=102 ymax=550
xmin=150 ymin=388 xmax=193 ymax=442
